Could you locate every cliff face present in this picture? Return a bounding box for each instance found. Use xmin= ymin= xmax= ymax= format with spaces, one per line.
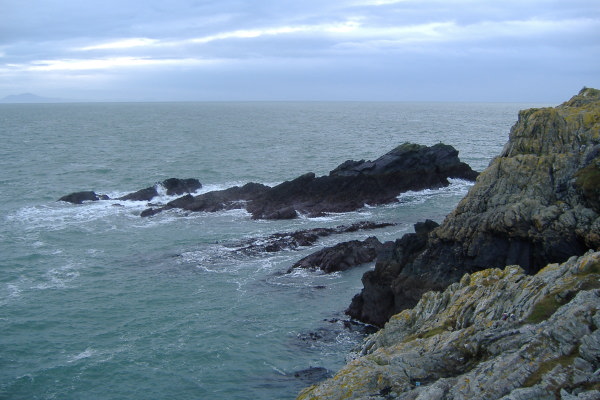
xmin=298 ymin=251 xmax=600 ymax=400
xmin=347 ymin=88 xmax=600 ymax=327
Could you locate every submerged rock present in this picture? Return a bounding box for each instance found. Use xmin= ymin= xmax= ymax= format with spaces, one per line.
xmin=298 ymin=250 xmax=600 ymax=400
xmin=229 ymin=221 xmax=394 ymax=255
xmin=347 ymin=88 xmax=600 ymax=327
xmin=293 ymin=367 xmax=333 ymax=384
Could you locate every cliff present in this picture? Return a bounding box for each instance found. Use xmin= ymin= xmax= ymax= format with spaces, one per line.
xmin=298 ymin=250 xmax=600 ymax=399
xmin=347 ymin=88 xmax=600 ymax=327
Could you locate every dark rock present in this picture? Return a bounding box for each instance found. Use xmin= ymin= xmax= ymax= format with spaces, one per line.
xmin=118 ymin=186 xmax=158 ymax=201
xmin=289 ymin=236 xmax=383 ymax=273
xmin=60 ymin=178 xmax=202 ymax=206
xmin=346 ymin=89 xmax=600 ymax=327
xmin=58 ymin=191 xmax=99 ymax=204
xmin=140 ymin=207 xmax=165 ymax=217
xmin=292 ymin=367 xmax=333 ymax=384
xmin=149 ymin=143 xmax=477 ymax=219
xmin=140 ymin=182 xmax=270 ymax=217
xmin=161 ymin=178 xmax=201 ymax=196
xmin=228 ymin=221 xmax=395 ymax=254
xmin=247 ymin=143 xmax=477 ymax=219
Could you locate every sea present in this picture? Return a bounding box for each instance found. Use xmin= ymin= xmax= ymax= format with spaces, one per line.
xmin=0 ymin=101 xmax=545 ymax=400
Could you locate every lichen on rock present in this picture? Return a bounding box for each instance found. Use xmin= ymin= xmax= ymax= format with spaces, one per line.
xmin=347 ymin=88 xmax=600 ymax=327
xmin=298 ymin=251 xmax=600 ymax=400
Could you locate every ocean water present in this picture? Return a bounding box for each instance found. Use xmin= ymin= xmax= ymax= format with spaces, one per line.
xmin=0 ymin=101 xmax=543 ymax=400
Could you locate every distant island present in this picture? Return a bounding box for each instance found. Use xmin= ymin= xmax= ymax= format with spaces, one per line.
xmin=0 ymin=93 xmax=65 ymax=103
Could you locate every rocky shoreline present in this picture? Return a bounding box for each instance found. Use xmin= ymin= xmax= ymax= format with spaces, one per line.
xmin=347 ymin=87 xmax=600 ymax=328
xmin=298 ymin=88 xmax=600 ymax=399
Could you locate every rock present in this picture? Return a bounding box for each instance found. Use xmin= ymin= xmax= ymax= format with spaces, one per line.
xmin=228 ymin=221 xmax=395 ymax=254
xmin=118 ymin=186 xmax=158 ymax=201
xmin=347 ymin=88 xmax=600 ymax=327
xmin=293 ymin=367 xmax=333 ymax=384
xmin=58 ymin=191 xmax=100 ymax=204
xmin=141 ymin=143 xmax=476 ymax=219
xmin=298 ymin=251 xmax=600 ymax=400
xmin=60 ymin=178 xmax=202 ymax=205
xmin=347 ymin=220 xmax=439 ymax=327
xmin=161 ymin=177 xmax=201 ymax=196
xmin=289 ymin=237 xmax=384 ymax=273
xmin=247 ymin=143 xmax=478 ymax=219
xmin=118 ymin=177 xmax=202 ymax=201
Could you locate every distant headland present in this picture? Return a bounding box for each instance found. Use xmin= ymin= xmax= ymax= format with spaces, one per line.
xmin=0 ymin=93 xmax=65 ymax=103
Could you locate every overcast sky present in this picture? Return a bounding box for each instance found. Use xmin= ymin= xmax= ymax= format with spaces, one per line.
xmin=1 ymin=0 xmax=599 ymax=102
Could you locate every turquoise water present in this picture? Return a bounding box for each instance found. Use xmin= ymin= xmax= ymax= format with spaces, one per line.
xmin=0 ymin=102 xmax=541 ymax=399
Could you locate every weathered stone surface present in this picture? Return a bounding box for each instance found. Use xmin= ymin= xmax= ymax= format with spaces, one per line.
xmin=298 ymin=251 xmax=600 ymax=400
xmin=289 ymin=237 xmax=383 ymax=273
xmin=58 ymin=191 xmax=100 ymax=204
xmin=347 ymin=88 xmax=600 ymax=327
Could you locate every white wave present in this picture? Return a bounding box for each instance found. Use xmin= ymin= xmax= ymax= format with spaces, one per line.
xmin=68 ymin=348 xmax=96 ymax=363
xmin=32 ymin=263 xmax=80 ymax=290
xmin=0 ymin=283 xmax=23 ymax=306
xmin=396 ymin=178 xmax=473 ymax=205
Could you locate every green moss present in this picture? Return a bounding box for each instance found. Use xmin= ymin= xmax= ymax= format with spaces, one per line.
xmin=526 ymin=270 xmax=600 ymax=324
xmin=575 ymin=159 xmax=600 ymax=193
xmin=525 ymin=292 xmax=564 ymax=324
xmin=402 ymin=323 xmax=452 ymax=343
xmin=523 ymin=350 xmax=579 ymax=388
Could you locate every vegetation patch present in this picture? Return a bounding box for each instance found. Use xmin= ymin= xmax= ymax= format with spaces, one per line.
xmin=525 ymin=290 xmax=567 ymax=324
xmin=575 ymin=159 xmax=600 ymax=211
xmin=523 ymin=349 xmax=579 ymax=388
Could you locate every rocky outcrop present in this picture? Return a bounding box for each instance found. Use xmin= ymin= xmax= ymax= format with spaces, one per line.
xmin=59 ymin=178 xmax=201 ymax=204
xmin=228 ymin=221 xmax=394 ymax=255
xmin=141 ymin=143 xmax=477 ymax=219
xmin=58 ymin=191 xmax=101 ymax=204
xmin=347 ymin=88 xmax=600 ymax=327
xmin=246 ymin=143 xmax=477 ymax=219
xmin=289 ymin=237 xmax=384 ymax=273
xmin=298 ymin=250 xmax=600 ymax=400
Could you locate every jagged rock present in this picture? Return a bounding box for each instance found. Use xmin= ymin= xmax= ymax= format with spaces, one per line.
xmin=289 ymin=237 xmax=383 ymax=273
xmin=58 ymin=191 xmax=100 ymax=204
xmin=141 ymin=182 xmax=270 ymax=216
xmin=298 ymin=251 xmax=600 ymax=400
xmin=161 ymin=177 xmax=201 ymax=196
xmin=247 ymin=143 xmax=477 ymax=219
xmin=118 ymin=186 xmax=158 ymax=201
xmin=118 ymin=178 xmax=201 ymax=201
xmin=347 ymin=220 xmax=439 ymax=327
xmin=347 ymin=88 xmax=600 ymax=327
xmin=143 ymin=143 xmax=477 ymax=218
xmin=59 ymin=178 xmax=202 ymax=204
xmin=228 ymin=221 xmax=395 ymax=254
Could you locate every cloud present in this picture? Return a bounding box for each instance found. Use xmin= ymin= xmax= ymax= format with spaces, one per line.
xmin=0 ymin=0 xmax=598 ymax=101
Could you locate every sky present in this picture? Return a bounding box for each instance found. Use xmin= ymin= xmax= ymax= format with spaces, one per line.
xmin=1 ymin=0 xmax=599 ymax=102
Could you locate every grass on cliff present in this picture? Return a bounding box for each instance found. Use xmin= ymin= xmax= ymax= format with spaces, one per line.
xmin=575 ymin=159 xmax=600 ymax=210
xmin=523 ymin=349 xmax=579 ymax=388
xmin=526 ymin=263 xmax=600 ymax=324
